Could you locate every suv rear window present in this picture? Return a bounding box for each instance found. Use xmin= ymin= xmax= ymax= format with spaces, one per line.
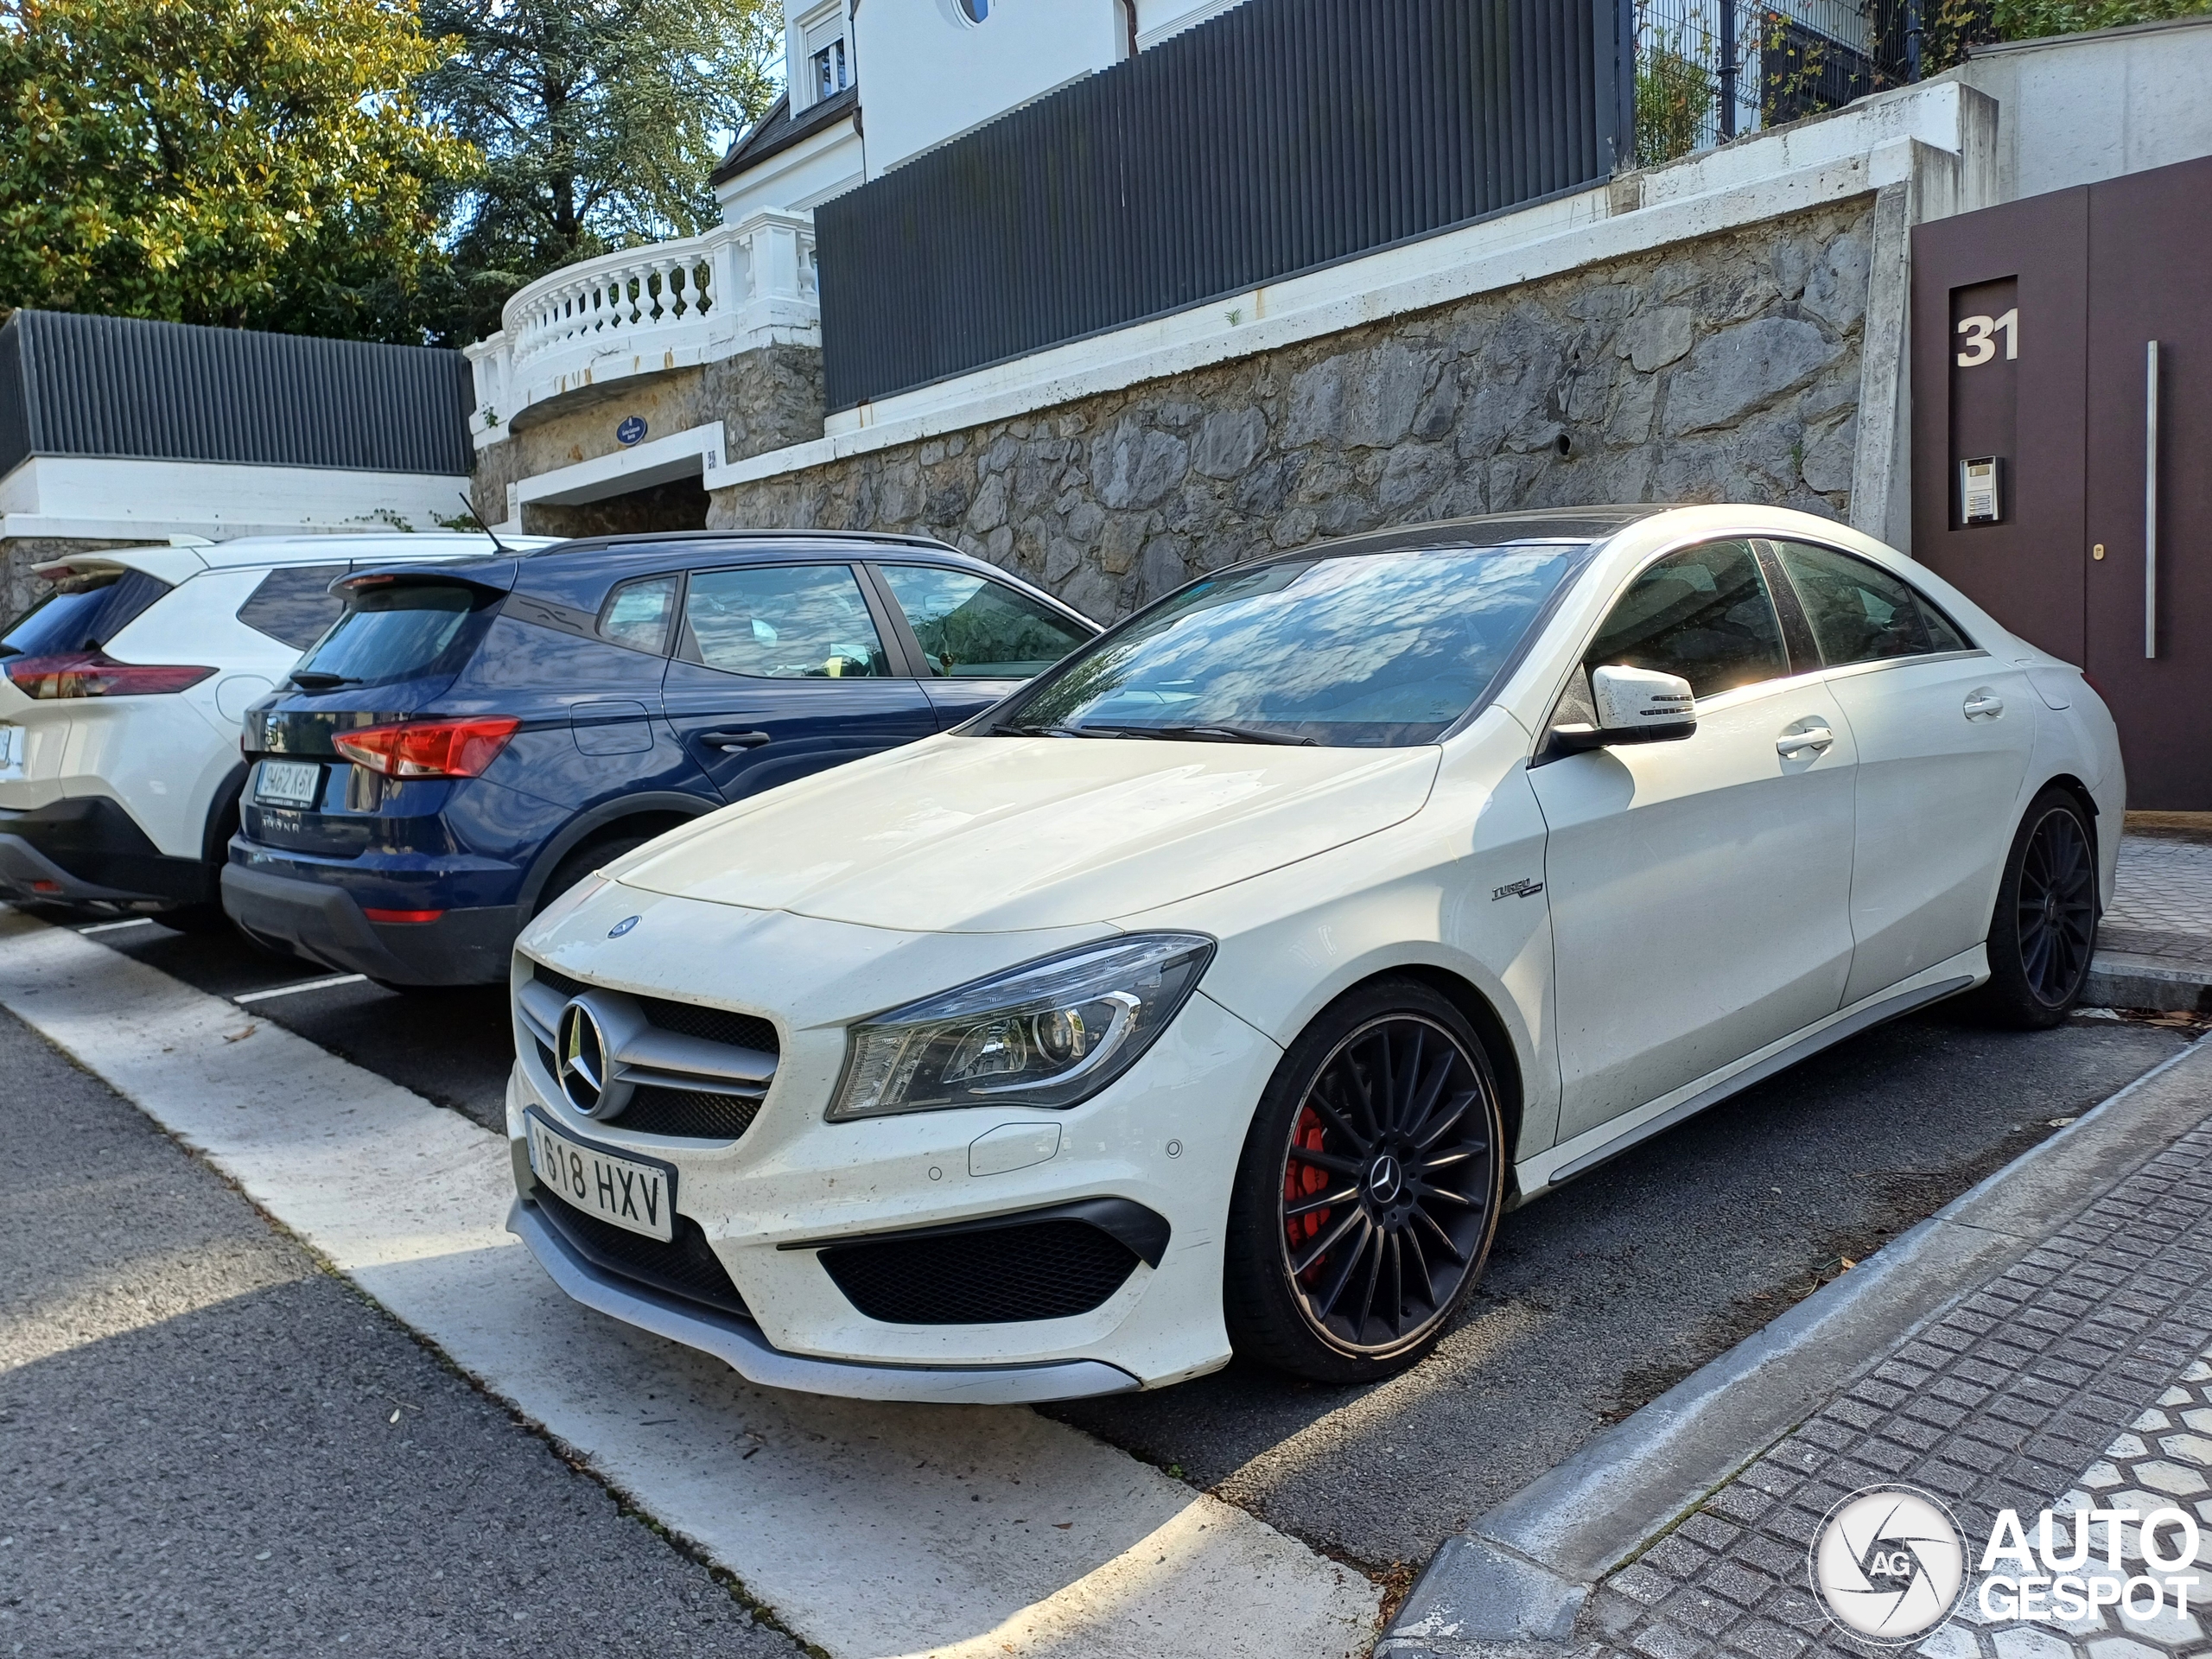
xmin=293 ymin=583 xmax=486 ymax=688
xmin=0 ymin=569 xmax=171 ymax=659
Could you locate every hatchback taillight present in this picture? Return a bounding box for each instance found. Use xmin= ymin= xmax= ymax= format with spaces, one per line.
xmin=333 ymin=715 xmax=520 ymax=779
xmin=3 ymin=651 xmax=216 ymax=699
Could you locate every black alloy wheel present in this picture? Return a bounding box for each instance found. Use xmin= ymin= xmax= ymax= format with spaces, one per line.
xmin=1226 ymin=981 xmax=1505 ymax=1383
xmin=1980 ymin=786 xmax=2099 ymax=1028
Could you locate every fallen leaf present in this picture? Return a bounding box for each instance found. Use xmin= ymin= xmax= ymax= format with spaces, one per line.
xmin=224 ymin=1024 xmax=258 ymax=1043
xmin=1053 ymin=1522 xmax=1072 ymax=1530
xmin=389 ymin=1409 xmax=401 ymax=1424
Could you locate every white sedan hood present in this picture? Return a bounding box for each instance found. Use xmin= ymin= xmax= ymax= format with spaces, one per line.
xmin=617 ymin=734 xmax=1441 ymax=932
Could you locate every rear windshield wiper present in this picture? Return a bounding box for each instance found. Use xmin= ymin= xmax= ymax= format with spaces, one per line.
xmin=288 ymin=670 xmax=359 ymax=690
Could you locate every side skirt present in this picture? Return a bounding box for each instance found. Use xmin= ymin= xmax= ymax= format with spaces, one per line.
xmin=1512 ymin=947 xmax=1986 ymax=1201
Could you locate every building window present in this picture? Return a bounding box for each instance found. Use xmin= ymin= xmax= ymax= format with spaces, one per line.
xmin=792 ymin=1 xmax=849 ymax=111
xmin=811 ymin=35 xmax=848 ymax=99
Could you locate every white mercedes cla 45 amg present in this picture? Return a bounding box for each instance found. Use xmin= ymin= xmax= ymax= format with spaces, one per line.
xmin=505 ymin=505 xmax=2120 ymax=1404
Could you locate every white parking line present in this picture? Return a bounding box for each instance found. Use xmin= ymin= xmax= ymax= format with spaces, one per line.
xmin=76 ymin=918 xmax=155 ymax=934
xmin=0 ymin=910 xmax=1379 ymax=1659
xmin=232 ymin=973 xmax=369 ymax=1004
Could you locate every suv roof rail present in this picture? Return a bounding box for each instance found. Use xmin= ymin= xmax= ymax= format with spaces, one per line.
xmin=525 ymin=528 xmax=963 ymax=558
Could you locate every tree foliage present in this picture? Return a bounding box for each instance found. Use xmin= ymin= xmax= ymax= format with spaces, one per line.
xmin=416 ymin=0 xmax=782 ymax=346
xmin=0 ymin=0 xmax=474 ymax=340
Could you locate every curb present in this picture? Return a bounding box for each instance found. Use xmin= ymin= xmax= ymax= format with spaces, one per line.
xmin=2086 ymin=950 xmax=2212 ymax=1013
xmin=1376 ymin=1034 xmax=2212 ymax=1658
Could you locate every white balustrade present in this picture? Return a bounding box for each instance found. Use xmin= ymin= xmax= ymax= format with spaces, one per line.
xmin=466 ymin=210 xmax=820 ymax=446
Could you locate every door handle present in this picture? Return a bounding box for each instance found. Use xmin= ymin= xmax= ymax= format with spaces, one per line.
xmin=698 ymin=729 xmax=772 ymax=751
xmin=1962 ymin=693 xmax=2005 ymax=721
xmin=2145 ymin=339 xmax=2160 ymax=660
xmin=1776 ymin=725 xmax=1834 ymax=757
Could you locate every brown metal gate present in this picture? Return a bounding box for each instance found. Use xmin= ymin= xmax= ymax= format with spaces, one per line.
xmin=1913 ymin=153 xmax=2212 ymax=810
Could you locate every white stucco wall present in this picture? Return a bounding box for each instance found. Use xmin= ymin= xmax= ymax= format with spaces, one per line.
xmin=0 ymin=456 xmax=473 ymax=543
xmin=715 ymin=117 xmax=865 ymax=222
xmin=1953 ymin=16 xmax=2212 ymax=201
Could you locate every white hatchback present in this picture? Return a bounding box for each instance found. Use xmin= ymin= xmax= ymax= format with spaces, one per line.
xmin=0 ymin=532 xmax=548 ymax=924
xmin=505 ymin=505 xmax=2120 ymax=1403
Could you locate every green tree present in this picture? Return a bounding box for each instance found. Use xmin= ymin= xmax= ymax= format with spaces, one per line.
xmin=415 ymin=0 xmax=782 ymax=346
xmin=0 ymin=0 xmax=474 ymax=340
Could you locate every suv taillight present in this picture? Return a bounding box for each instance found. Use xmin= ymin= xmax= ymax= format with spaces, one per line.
xmin=3 ymin=651 xmax=216 ymax=699
xmin=333 ymin=715 xmax=520 ymax=779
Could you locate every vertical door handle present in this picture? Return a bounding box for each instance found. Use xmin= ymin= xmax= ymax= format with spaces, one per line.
xmin=2146 ymin=340 xmax=2160 ymax=660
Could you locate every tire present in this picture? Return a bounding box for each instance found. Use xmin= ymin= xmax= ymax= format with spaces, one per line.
xmin=1976 ymin=786 xmax=2099 ymax=1028
xmin=1224 ymin=977 xmax=1508 ymax=1385
xmin=531 ymin=835 xmax=648 ymax=919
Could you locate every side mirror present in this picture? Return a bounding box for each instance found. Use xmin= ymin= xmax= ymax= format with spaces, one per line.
xmin=1551 ymin=665 xmax=1697 ymax=753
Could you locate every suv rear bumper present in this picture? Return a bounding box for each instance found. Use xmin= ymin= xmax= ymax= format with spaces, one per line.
xmin=219 ymin=863 xmax=519 ymax=985
xmin=0 ymin=798 xmax=211 ymax=909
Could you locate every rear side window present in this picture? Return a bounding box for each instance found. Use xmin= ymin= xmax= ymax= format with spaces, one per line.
xmin=877 ymin=564 xmax=1092 ymax=677
xmin=1586 ymin=540 xmax=1789 ymax=698
xmin=0 ymin=569 xmax=171 ymax=659
xmin=237 ymin=565 xmax=348 ymax=650
xmin=683 ymin=565 xmax=890 ymax=678
xmin=294 ymin=584 xmax=486 ymax=688
xmin=1770 ymin=541 xmax=1971 ymax=666
xmin=598 ymin=576 xmax=678 ymax=654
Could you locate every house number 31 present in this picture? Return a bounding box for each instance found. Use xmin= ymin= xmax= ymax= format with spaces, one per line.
xmin=1956 ymin=309 xmax=2019 ymax=366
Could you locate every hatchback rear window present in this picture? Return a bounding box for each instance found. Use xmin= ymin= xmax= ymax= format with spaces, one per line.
xmin=237 ymin=565 xmax=349 ymax=651
xmin=293 ymin=583 xmax=486 ymax=688
xmin=0 ymin=569 xmax=171 ymax=659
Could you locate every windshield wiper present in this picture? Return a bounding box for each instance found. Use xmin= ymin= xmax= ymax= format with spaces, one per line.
xmin=1139 ymin=723 xmax=1317 ymax=746
xmin=990 ymin=721 xmax=1120 ymax=738
xmin=288 ymin=670 xmax=359 ymax=690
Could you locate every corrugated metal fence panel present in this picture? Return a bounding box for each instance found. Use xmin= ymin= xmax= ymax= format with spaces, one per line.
xmin=817 ymin=0 xmax=1626 ymax=411
xmin=0 ymin=317 xmax=30 ymax=480
xmin=0 ymin=310 xmax=474 ymax=477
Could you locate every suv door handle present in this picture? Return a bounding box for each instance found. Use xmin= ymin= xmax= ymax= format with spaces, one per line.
xmin=1962 ymin=692 xmax=2005 ymax=721
xmin=1776 ymin=724 xmax=1835 ymax=757
xmin=698 ymin=729 xmax=772 ymax=750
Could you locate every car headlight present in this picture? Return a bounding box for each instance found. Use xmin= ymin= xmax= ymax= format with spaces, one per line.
xmin=826 ymin=932 xmax=1216 ymax=1120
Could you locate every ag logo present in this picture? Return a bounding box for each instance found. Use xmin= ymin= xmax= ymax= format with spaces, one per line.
xmin=1809 ymin=1485 xmax=1967 ymax=1644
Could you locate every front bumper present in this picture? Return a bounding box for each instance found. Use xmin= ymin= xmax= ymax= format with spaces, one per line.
xmin=220 ymin=862 xmax=520 ymax=984
xmin=0 ymin=798 xmax=210 ymax=908
xmin=504 ymin=953 xmax=1279 ymax=1395
xmin=508 ymin=1198 xmax=1141 ymax=1403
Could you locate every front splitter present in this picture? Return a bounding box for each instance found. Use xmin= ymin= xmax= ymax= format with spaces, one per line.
xmin=507 ymin=1198 xmax=1143 ymax=1406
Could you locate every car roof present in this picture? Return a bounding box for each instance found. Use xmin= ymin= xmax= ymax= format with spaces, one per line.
xmin=191 ymin=533 xmax=557 ymax=571
xmin=1312 ymin=505 xmax=1672 ymax=557
xmin=528 ymin=528 xmax=963 ymax=561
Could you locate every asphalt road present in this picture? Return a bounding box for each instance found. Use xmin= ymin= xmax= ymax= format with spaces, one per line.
xmin=23 ymin=910 xmax=2199 ymax=1583
xmin=0 ymin=1003 xmax=802 ymax=1659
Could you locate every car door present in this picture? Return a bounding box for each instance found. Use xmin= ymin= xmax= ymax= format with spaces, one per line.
xmin=1529 ymin=537 xmax=1859 ymax=1141
xmin=658 ymin=561 xmax=937 ymax=802
xmin=867 ymin=562 xmax=1099 ymax=728
xmin=1765 ymin=539 xmax=2037 ymax=1004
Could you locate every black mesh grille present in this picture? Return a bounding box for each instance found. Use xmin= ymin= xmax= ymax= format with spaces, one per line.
xmin=820 ymin=1219 xmax=1140 ymax=1325
xmin=619 ymin=1087 xmax=760 ymax=1140
xmin=531 ymin=1187 xmax=751 ymax=1321
xmin=530 ymin=964 xmax=779 ymax=1055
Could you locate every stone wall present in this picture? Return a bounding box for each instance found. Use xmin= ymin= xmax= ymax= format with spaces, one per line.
xmin=470 ymin=342 xmax=825 ymax=532
xmin=710 ymin=200 xmax=1875 ymax=621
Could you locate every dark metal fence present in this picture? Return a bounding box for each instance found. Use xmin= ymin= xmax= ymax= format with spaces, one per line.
xmin=0 ymin=308 xmax=475 ymax=480
xmin=1631 ymin=0 xmax=1910 ymax=164
xmin=816 ymin=0 xmax=1634 ymax=412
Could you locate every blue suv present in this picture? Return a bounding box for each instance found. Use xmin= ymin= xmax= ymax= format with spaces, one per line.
xmin=221 ymin=531 xmax=1097 ymax=987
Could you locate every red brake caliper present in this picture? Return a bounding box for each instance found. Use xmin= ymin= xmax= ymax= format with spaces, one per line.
xmin=1285 ymin=1104 xmax=1332 ymax=1282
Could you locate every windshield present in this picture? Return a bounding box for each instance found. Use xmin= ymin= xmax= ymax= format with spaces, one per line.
xmin=995 ymin=543 xmax=1586 ymax=747
xmin=292 ymin=584 xmax=485 ymax=689
xmin=0 ymin=569 xmax=171 ymax=659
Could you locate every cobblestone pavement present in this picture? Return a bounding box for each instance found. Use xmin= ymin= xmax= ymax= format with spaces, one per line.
xmin=1580 ymin=1092 xmax=2212 ymax=1659
xmin=2101 ymin=829 xmax=2212 ymax=971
